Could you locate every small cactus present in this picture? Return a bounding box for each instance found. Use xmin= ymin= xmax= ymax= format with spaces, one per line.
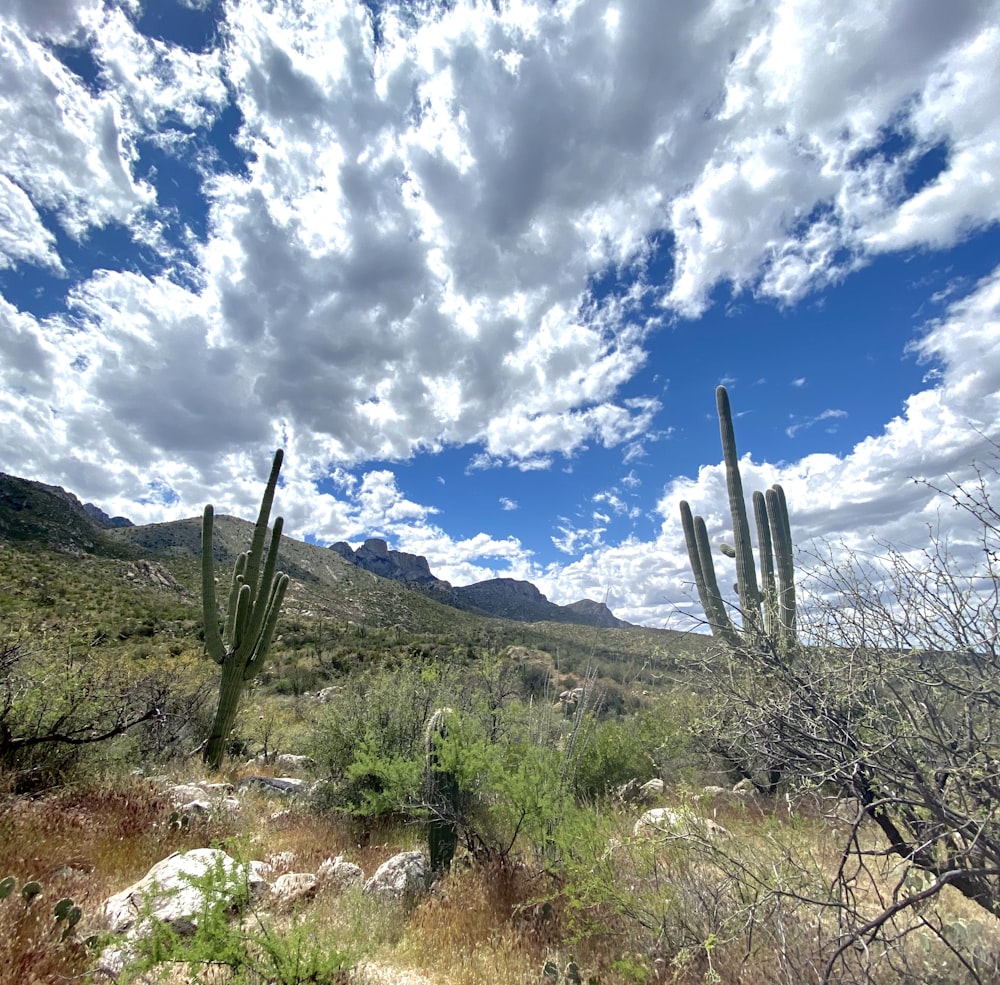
xmin=423 ymin=707 xmax=459 ymax=873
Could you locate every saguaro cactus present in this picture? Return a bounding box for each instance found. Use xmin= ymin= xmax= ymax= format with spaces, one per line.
xmin=202 ymin=449 xmax=290 ymax=770
xmin=679 ymin=387 xmax=797 ymax=655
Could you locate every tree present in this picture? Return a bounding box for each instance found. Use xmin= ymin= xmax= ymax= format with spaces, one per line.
xmin=0 ymin=636 xmax=166 ymax=790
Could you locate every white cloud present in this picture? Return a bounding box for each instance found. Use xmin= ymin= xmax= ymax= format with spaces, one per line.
xmin=786 ymin=407 xmax=848 ymax=438
xmin=547 ymin=265 xmax=1000 ymax=624
xmin=1 ymin=0 xmax=999 ymax=628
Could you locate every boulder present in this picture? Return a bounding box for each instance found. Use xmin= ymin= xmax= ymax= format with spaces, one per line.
xmin=164 ymin=783 xmax=209 ymax=806
xmin=317 ymin=856 xmax=364 ymax=891
xmin=639 ymin=779 xmax=664 ymax=800
xmin=314 ymin=686 xmax=343 ymax=702
xmin=253 ymin=753 xmax=315 ymax=771
xmin=103 ymin=848 xmax=267 ymax=936
xmin=634 ymin=807 xmax=729 ymax=840
xmin=694 ymin=785 xmax=729 ymax=802
xmin=362 ymin=851 xmax=429 ymax=901
xmin=616 ymin=777 xmax=664 ymax=805
xmin=270 ymin=872 xmax=318 ymax=906
xmin=267 ymin=851 xmax=297 ymax=872
xmin=99 ymin=849 xmax=270 ymax=979
xmin=237 ymin=776 xmax=309 ymax=796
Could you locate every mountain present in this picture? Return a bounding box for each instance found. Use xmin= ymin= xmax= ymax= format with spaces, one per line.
xmin=331 ymin=538 xmax=446 ymax=588
xmin=0 ymin=472 xmax=631 ymax=629
xmin=0 ymin=472 xmax=133 ymax=556
xmin=83 ymin=502 xmax=134 ymax=528
xmin=330 ymin=540 xmax=632 ymax=628
xmin=447 ymin=578 xmax=631 ymax=628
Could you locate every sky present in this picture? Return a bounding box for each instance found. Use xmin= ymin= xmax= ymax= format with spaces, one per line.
xmin=1 ymin=0 xmax=999 ymax=629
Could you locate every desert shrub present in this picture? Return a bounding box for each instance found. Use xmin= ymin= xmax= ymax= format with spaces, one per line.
xmin=431 ymin=713 xmax=578 ymax=864
xmin=569 ymin=710 xmax=666 ymax=801
xmin=0 ymin=634 xmax=171 ymax=791
xmin=308 ymin=661 xmax=458 ymax=816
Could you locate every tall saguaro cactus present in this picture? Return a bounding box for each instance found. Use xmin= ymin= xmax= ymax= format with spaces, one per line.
xmin=680 ymin=387 xmax=797 ymax=655
xmin=201 ymin=449 xmax=290 ymax=770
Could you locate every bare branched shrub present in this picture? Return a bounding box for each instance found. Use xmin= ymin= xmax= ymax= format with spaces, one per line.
xmin=697 ymin=446 xmax=1000 ymax=979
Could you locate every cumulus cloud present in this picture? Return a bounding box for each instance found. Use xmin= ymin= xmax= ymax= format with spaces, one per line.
xmin=1 ymin=0 xmax=999 ymax=626
xmin=548 ymin=265 xmax=1000 ymax=624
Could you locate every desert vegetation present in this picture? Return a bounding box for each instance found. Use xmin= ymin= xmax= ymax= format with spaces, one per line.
xmin=2 ymin=402 xmax=999 ymax=984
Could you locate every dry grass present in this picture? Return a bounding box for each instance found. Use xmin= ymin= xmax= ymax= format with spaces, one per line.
xmin=3 ymin=775 xmax=1000 ymax=985
xmin=0 ymin=777 xmax=204 ymax=985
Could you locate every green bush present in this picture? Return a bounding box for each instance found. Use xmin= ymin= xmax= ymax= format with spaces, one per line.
xmin=308 ymin=662 xmax=458 ymax=816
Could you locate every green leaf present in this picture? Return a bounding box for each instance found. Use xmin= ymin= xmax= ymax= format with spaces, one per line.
xmin=21 ymin=881 xmax=42 ymax=903
xmin=0 ymin=876 xmax=15 ymax=900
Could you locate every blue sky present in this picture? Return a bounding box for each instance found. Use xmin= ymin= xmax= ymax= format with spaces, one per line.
xmin=1 ymin=0 xmax=999 ymax=627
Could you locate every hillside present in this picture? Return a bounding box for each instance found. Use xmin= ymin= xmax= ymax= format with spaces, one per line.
xmin=0 ymin=470 xmax=634 ymax=631
xmin=0 ymin=469 xmax=697 ymax=668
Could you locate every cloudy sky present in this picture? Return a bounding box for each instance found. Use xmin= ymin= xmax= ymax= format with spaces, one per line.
xmin=1 ymin=0 xmax=999 ymax=628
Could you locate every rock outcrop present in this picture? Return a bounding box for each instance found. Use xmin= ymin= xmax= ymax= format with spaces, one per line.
xmin=331 ymin=538 xmax=447 ymax=587
xmin=330 ymin=541 xmax=633 ymax=627
xmin=99 ymin=841 xmax=427 ymax=979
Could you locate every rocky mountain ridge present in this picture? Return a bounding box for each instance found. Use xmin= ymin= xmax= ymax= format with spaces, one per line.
xmin=332 ymin=538 xmax=630 ymax=627
xmin=0 ymin=472 xmax=631 ymax=628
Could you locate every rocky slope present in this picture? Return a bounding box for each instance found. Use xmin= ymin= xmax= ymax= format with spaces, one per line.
xmin=0 ymin=472 xmax=631 ymax=628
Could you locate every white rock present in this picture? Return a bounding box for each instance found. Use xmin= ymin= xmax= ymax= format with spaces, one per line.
xmin=271 ymin=872 xmax=318 ymax=905
xmin=362 ymin=852 xmax=429 ymax=901
xmin=267 ymin=850 xmax=297 ymax=871
xmin=639 ymin=779 xmax=665 ymax=799
xmin=317 ymin=856 xmax=364 ymax=890
xmin=694 ymin=785 xmax=729 ymax=801
xmin=633 ymin=807 xmax=729 ymax=839
xmin=165 ymin=783 xmax=208 ymax=806
xmin=103 ymin=848 xmax=267 ymax=936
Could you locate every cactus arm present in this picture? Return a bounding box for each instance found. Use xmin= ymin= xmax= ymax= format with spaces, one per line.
xmin=694 ymin=515 xmax=741 ymax=648
xmin=753 ymin=491 xmax=777 ymax=637
xmin=202 ymin=510 xmax=225 ymax=666
xmin=238 ymin=516 xmax=284 ymax=660
xmin=242 ymin=449 xmax=283 ymax=604
xmin=224 ymin=555 xmax=247 ymax=644
xmin=680 ymin=500 xmax=715 ymax=625
xmin=232 ymin=583 xmax=252 ymax=651
xmin=245 ymin=573 xmax=289 ymax=678
xmin=201 ymin=505 xmax=225 ymax=665
xmin=680 ymin=500 xmax=739 ymax=644
xmin=716 ymin=386 xmax=762 ymax=630
xmin=766 ymin=485 xmax=797 ymax=646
